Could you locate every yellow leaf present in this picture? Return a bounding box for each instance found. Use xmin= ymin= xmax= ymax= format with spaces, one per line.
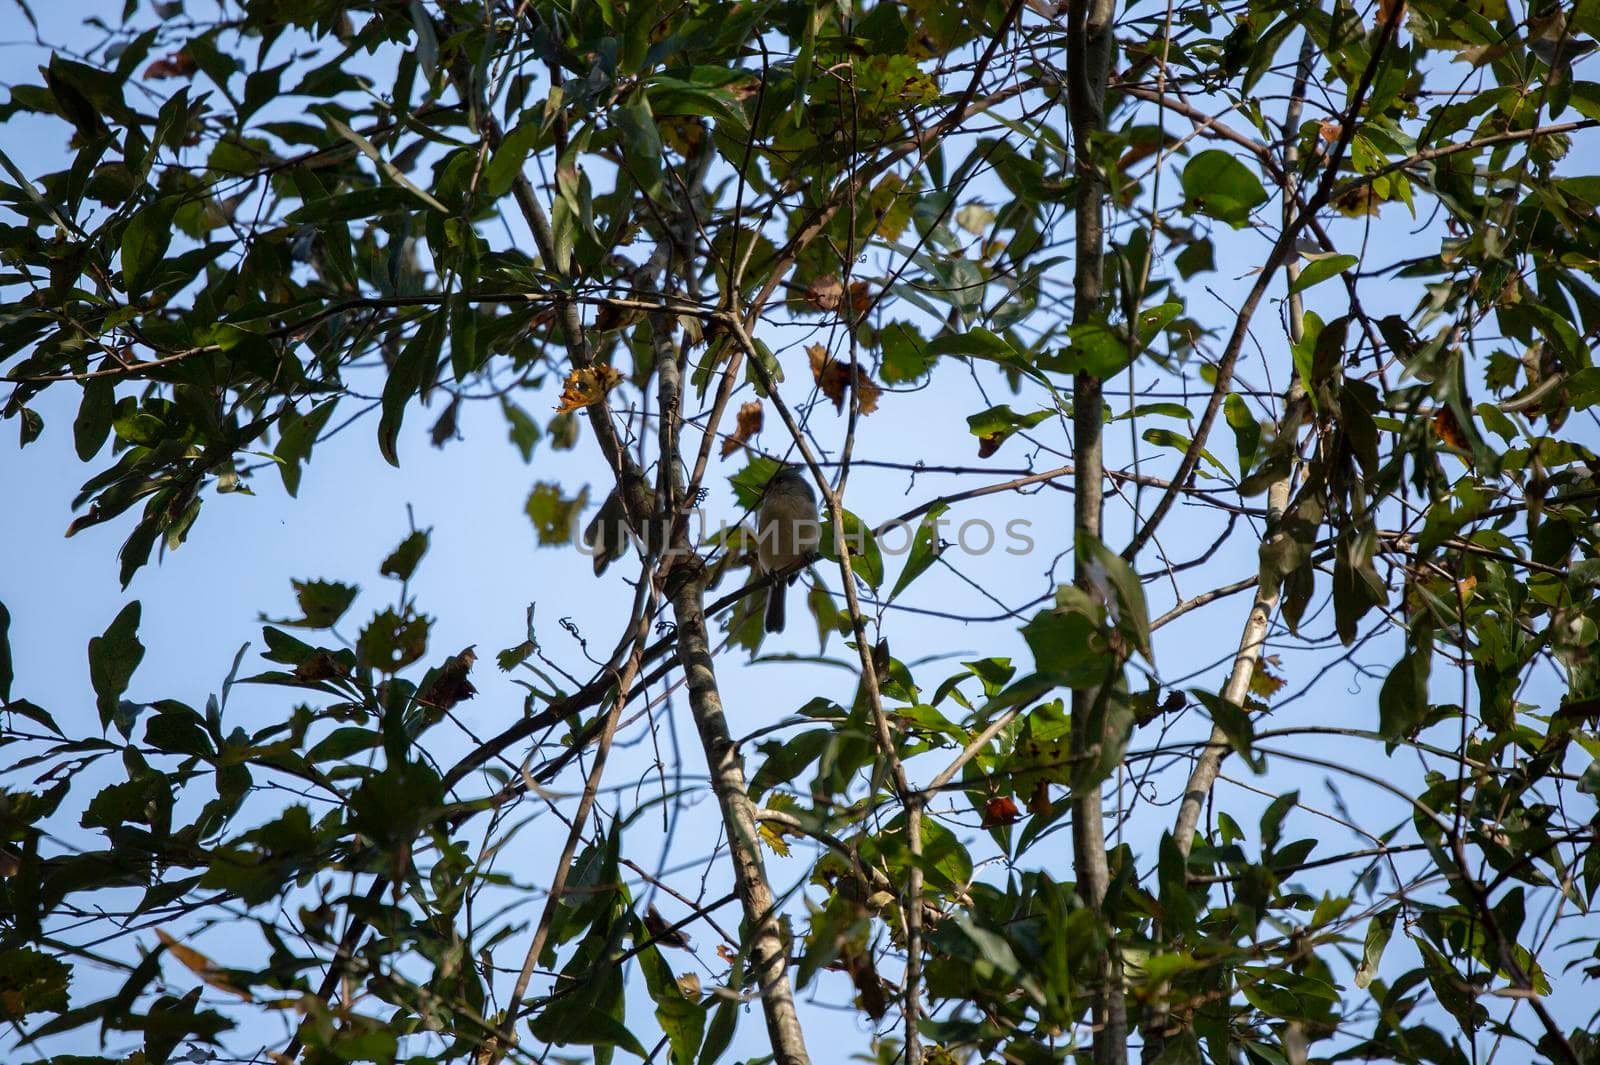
xmin=554 ymin=365 xmax=624 ymax=414
xmin=757 ymin=820 xmax=792 ymax=857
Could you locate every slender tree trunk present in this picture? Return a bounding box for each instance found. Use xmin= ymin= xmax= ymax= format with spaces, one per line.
xmin=1066 ymin=0 xmax=1124 ymax=1061
xmin=669 ymin=566 xmax=813 ymax=1065
xmin=1142 ymin=35 xmax=1316 ymax=1064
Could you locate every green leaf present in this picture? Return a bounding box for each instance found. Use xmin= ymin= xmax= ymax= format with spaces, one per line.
xmin=1083 ymin=538 xmax=1153 ymax=660
xmin=967 ymin=404 xmax=1053 ymax=458
xmin=529 ymin=1000 xmax=649 ymax=1058
xmin=1378 ymin=645 xmax=1431 ymax=742
xmin=502 ymin=398 xmax=541 ymax=462
xmin=617 ymin=98 xmax=663 ymax=197
xmin=279 ymin=579 xmax=359 ymax=629
xmin=378 ymin=314 xmax=443 ymax=466
xmin=1354 ymin=906 xmax=1397 ymax=990
xmin=879 ymin=320 xmax=933 ymax=383
xmin=355 ymin=608 xmax=430 ymax=673
xmin=486 ymin=123 xmax=540 ymax=198
xmin=697 ymin=994 xmax=738 ymax=1065
xmin=1224 ymin=393 xmax=1260 ymax=475
xmin=275 ymin=398 xmax=338 ymax=497
xmin=1290 ymin=253 xmax=1358 ymax=293
xmin=820 ymin=508 xmax=883 ymax=589
xmin=1158 ymin=831 xmax=1198 ymax=935
xmin=0 ymin=947 xmax=71 ymax=1019
xmin=1180 ymin=150 xmax=1268 ymax=227
xmin=89 ymin=601 xmax=143 ymax=733
xmin=655 ymin=993 xmax=706 ymax=1065
xmin=1191 ymin=689 xmax=1262 ymax=773
xmin=324 ymin=113 xmax=448 ymax=214
xmin=0 ymin=599 xmax=11 ymax=703
xmin=381 ymin=529 xmax=430 ymax=581
xmin=73 ymin=377 xmax=115 ymax=461
xmin=888 ymin=504 xmax=947 ymax=600
xmin=287 ymin=186 xmax=420 ymax=224
xmin=929 ymin=328 xmax=1017 ymax=361
xmin=526 ymin=482 xmax=589 ymax=547
xmin=307 ymin=726 xmax=381 ymax=762
xmin=121 ymin=197 xmax=179 ymax=295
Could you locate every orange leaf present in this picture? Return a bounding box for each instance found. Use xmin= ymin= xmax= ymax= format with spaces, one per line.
xmin=555 ymin=365 xmax=624 ymax=414
xmin=721 ymin=400 xmax=763 ymax=457
xmin=144 ymin=52 xmax=198 ymax=79
xmin=982 ymin=795 xmax=1021 ymax=827
xmin=847 ymin=280 xmax=873 ymax=317
xmin=157 ymin=929 xmax=253 ymax=1000
xmin=1026 ymin=780 xmax=1052 ymax=816
xmin=1433 ymin=406 xmax=1469 ymax=449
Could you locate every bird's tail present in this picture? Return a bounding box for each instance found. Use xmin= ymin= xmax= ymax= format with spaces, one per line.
xmin=765 ymin=586 xmax=785 ymax=633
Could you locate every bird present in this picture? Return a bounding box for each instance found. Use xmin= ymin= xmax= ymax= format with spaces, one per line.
xmin=583 ymin=471 xmax=661 ymax=576
xmin=756 ymin=467 xmax=819 ymax=633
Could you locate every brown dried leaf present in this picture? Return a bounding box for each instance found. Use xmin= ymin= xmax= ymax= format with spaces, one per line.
xmin=295 ymin=650 xmax=349 ymax=682
xmin=143 ymin=52 xmax=197 ymax=79
xmin=593 ymin=302 xmax=641 ymax=333
xmin=982 ymin=795 xmax=1021 ymax=827
xmin=1433 ymin=406 xmax=1469 ymax=449
xmin=807 ymin=343 xmax=881 ymax=415
xmin=555 ymin=365 xmax=624 ymax=414
xmin=643 ymin=904 xmax=692 ymax=949
xmin=721 ymin=400 xmax=763 ymax=457
xmin=847 ymin=280 xmax=873 ymax=317
xmin=157 ymin=929 xmax=253 ymax=1000
xmin=1333 ymin=184 xmax=1382 ymax=218
xmin=423 ymin=646 xmax=478 ymax=710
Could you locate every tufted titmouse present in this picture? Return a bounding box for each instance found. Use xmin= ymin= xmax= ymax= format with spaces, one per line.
xmin=756 ymin=467 xmax=819 ymax=632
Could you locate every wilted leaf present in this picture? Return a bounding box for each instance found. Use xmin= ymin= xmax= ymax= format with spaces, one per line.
xmin=808 ymin=344 xmax=881 ymax=415
xmin=143 ymin=51 xmax=197 ymax=79
xmin=156 ymin=929 xmax=252 ymax=1001
xmin=1433 ymin=406 xmax=1469 ymax=450
xmin=643 ymin=904 xmax=692 ymax=949
xmin=1249 ymin=656 xmax=1286 ymax=700
xmin=982 ymin=795 xmax=1021 ymax=827
xmin=421 ymin=646 xmax=477 ymax=709
xmin=555 ymin=365 xmax=625 ymax=414
xmin=721 ymin=401 xmax=763 ymax=457
xmin=956 ymin=203 xmax=996 ymax=235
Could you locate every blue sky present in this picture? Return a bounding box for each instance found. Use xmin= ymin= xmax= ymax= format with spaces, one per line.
xmin=4 ymin=1 xmax=1598 ymax=1061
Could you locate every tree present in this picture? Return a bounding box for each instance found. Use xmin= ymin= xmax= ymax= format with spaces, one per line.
xmin=2 ymin=0 xmax=1599 ymax=1063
